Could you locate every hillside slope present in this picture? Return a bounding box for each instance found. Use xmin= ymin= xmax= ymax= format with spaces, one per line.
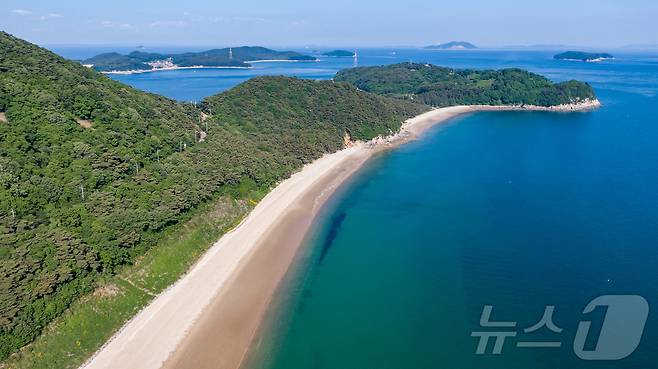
xmin=0 ymin=32 xmax=427 ymax=359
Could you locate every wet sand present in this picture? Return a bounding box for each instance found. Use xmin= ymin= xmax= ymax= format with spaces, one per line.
xmin=161 ymin=150 xmax=371 ymax=369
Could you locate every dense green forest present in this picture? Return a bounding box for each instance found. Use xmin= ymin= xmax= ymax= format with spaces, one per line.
xmin=0 ymin=32 xmax=426 ymax=359
xmin=334 ymin=62 xmax=596 ymax=107
xmin=83 ymin=47 xmax=317 ymax=72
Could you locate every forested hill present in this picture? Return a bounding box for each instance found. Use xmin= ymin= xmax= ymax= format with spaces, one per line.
xmin=554 ymin=51 xmax=614 ymax=62
xmin=83 ymin=46 xmax=317 ymax=72
xmin=334 ymin=62 xmax=596 ymax=107
xmin=0 ymin=32 xmax=426 ymax=359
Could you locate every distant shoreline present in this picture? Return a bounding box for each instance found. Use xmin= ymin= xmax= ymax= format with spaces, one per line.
xmin=100 ymin=65 xmax=252 ymax=75
xmin=98 ymin=59 xmax=320 ymax=74
xmin=245 ymin=59 xmax=320 ymax=63
xmin=80 ymin=100 xmax=600 ymax=369
xmin=557 ymin=57 xmax=615 ymax=63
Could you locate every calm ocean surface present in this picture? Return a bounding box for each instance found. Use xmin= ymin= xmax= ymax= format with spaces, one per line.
xmin=52 ymin=46 xmax=658 ymax=368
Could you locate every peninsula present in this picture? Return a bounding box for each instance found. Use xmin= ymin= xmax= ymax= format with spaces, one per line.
xmin=334 ymin=62 xmax=597 ymax=107
xmin=554 ymin=51 xmax=614 ymax=62
xmin=82 ymin=46 xmax=318 ymax=73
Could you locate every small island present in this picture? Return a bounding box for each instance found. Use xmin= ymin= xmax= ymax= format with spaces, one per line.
xmin=554 ymin=51 xmax=614 ymax=62
xmin=82 ymin=47 xmax=318 ymax=73
xmin=323 ymin=50 xmax=355 ymax=57
xmin=425 ymin=41 xmax=477 ymax=50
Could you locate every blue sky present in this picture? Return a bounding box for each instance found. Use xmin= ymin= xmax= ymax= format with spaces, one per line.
xmin=1 ymin=0 xmax=656 ymax=47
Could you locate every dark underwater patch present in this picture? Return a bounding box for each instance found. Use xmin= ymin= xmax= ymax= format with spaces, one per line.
xmin=317 ymin=211 xmax=347 ymax=265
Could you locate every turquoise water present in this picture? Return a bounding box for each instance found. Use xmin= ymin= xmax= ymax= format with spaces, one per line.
xmin=239 ymin=54 xmax=656 ymax=368
xmin=52 ymin=46 xmax=658 ymax=367
xmin=248 ymin=89 xmax=658 ymax=369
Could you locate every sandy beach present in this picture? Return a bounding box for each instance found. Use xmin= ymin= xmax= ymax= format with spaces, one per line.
xmin=80 ymin=102 xmax=598 ymax=369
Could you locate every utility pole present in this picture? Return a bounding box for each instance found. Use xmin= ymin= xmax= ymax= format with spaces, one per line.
xmin=80 ymin=185 xmax=85 ymax=201
xmin=135 ymin=162 xmax=139 ymax=175
xmin=10 ymin=208 xmax=15 ymax=218
xmin=156 ymin=148 xmax=160 ymax=163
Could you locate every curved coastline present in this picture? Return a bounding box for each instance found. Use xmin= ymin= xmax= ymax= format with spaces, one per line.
xmin=79 ymin=100 xmax=599 ymax=369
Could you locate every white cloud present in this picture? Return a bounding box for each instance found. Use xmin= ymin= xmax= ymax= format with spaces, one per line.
xmin=150 ymin=20 xmax=187 ymax=28
xmin=40 ymin=13 xmax=64 ymax=20
xmin=11 ymin=9 xmax=32 ymax=16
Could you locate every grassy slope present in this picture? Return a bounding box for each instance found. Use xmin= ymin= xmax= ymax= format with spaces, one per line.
xmin=0 ymin=32 xmax=427 ymax=366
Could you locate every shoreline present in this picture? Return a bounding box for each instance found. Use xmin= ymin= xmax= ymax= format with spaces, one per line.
xmin=101 ymin=65 xmax=253 ymax=75
xmin=244 ymin=59 xmax=320 ymax=63
xmin=99 ymin=59 xmax=320 ymax=74
xmin=79 ymin=101 xmax=599 ymax=369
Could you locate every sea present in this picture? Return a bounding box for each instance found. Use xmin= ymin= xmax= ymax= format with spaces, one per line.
xmin=52 ymin=45 xmax=658 ymax=368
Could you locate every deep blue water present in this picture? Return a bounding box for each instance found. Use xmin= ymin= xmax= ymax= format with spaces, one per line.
xmin=51 ymin=45 xmax=658 ymax=368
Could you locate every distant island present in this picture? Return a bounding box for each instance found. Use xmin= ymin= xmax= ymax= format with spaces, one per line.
xmin=323 ymin=50 xmax=355 ymax=57
xmin=424 ymin=41 xmax=477 ymax=50
xmin=82 ymin=47 xmax=318 ymax=73
xmin=554 ymin=51 xmax=614 ymax=62
xmin=335 ymin=62 xmax=596 ymax=107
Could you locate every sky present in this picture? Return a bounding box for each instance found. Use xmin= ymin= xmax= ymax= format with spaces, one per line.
xmin=1 ymin=0 xmax=657 ymax=48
